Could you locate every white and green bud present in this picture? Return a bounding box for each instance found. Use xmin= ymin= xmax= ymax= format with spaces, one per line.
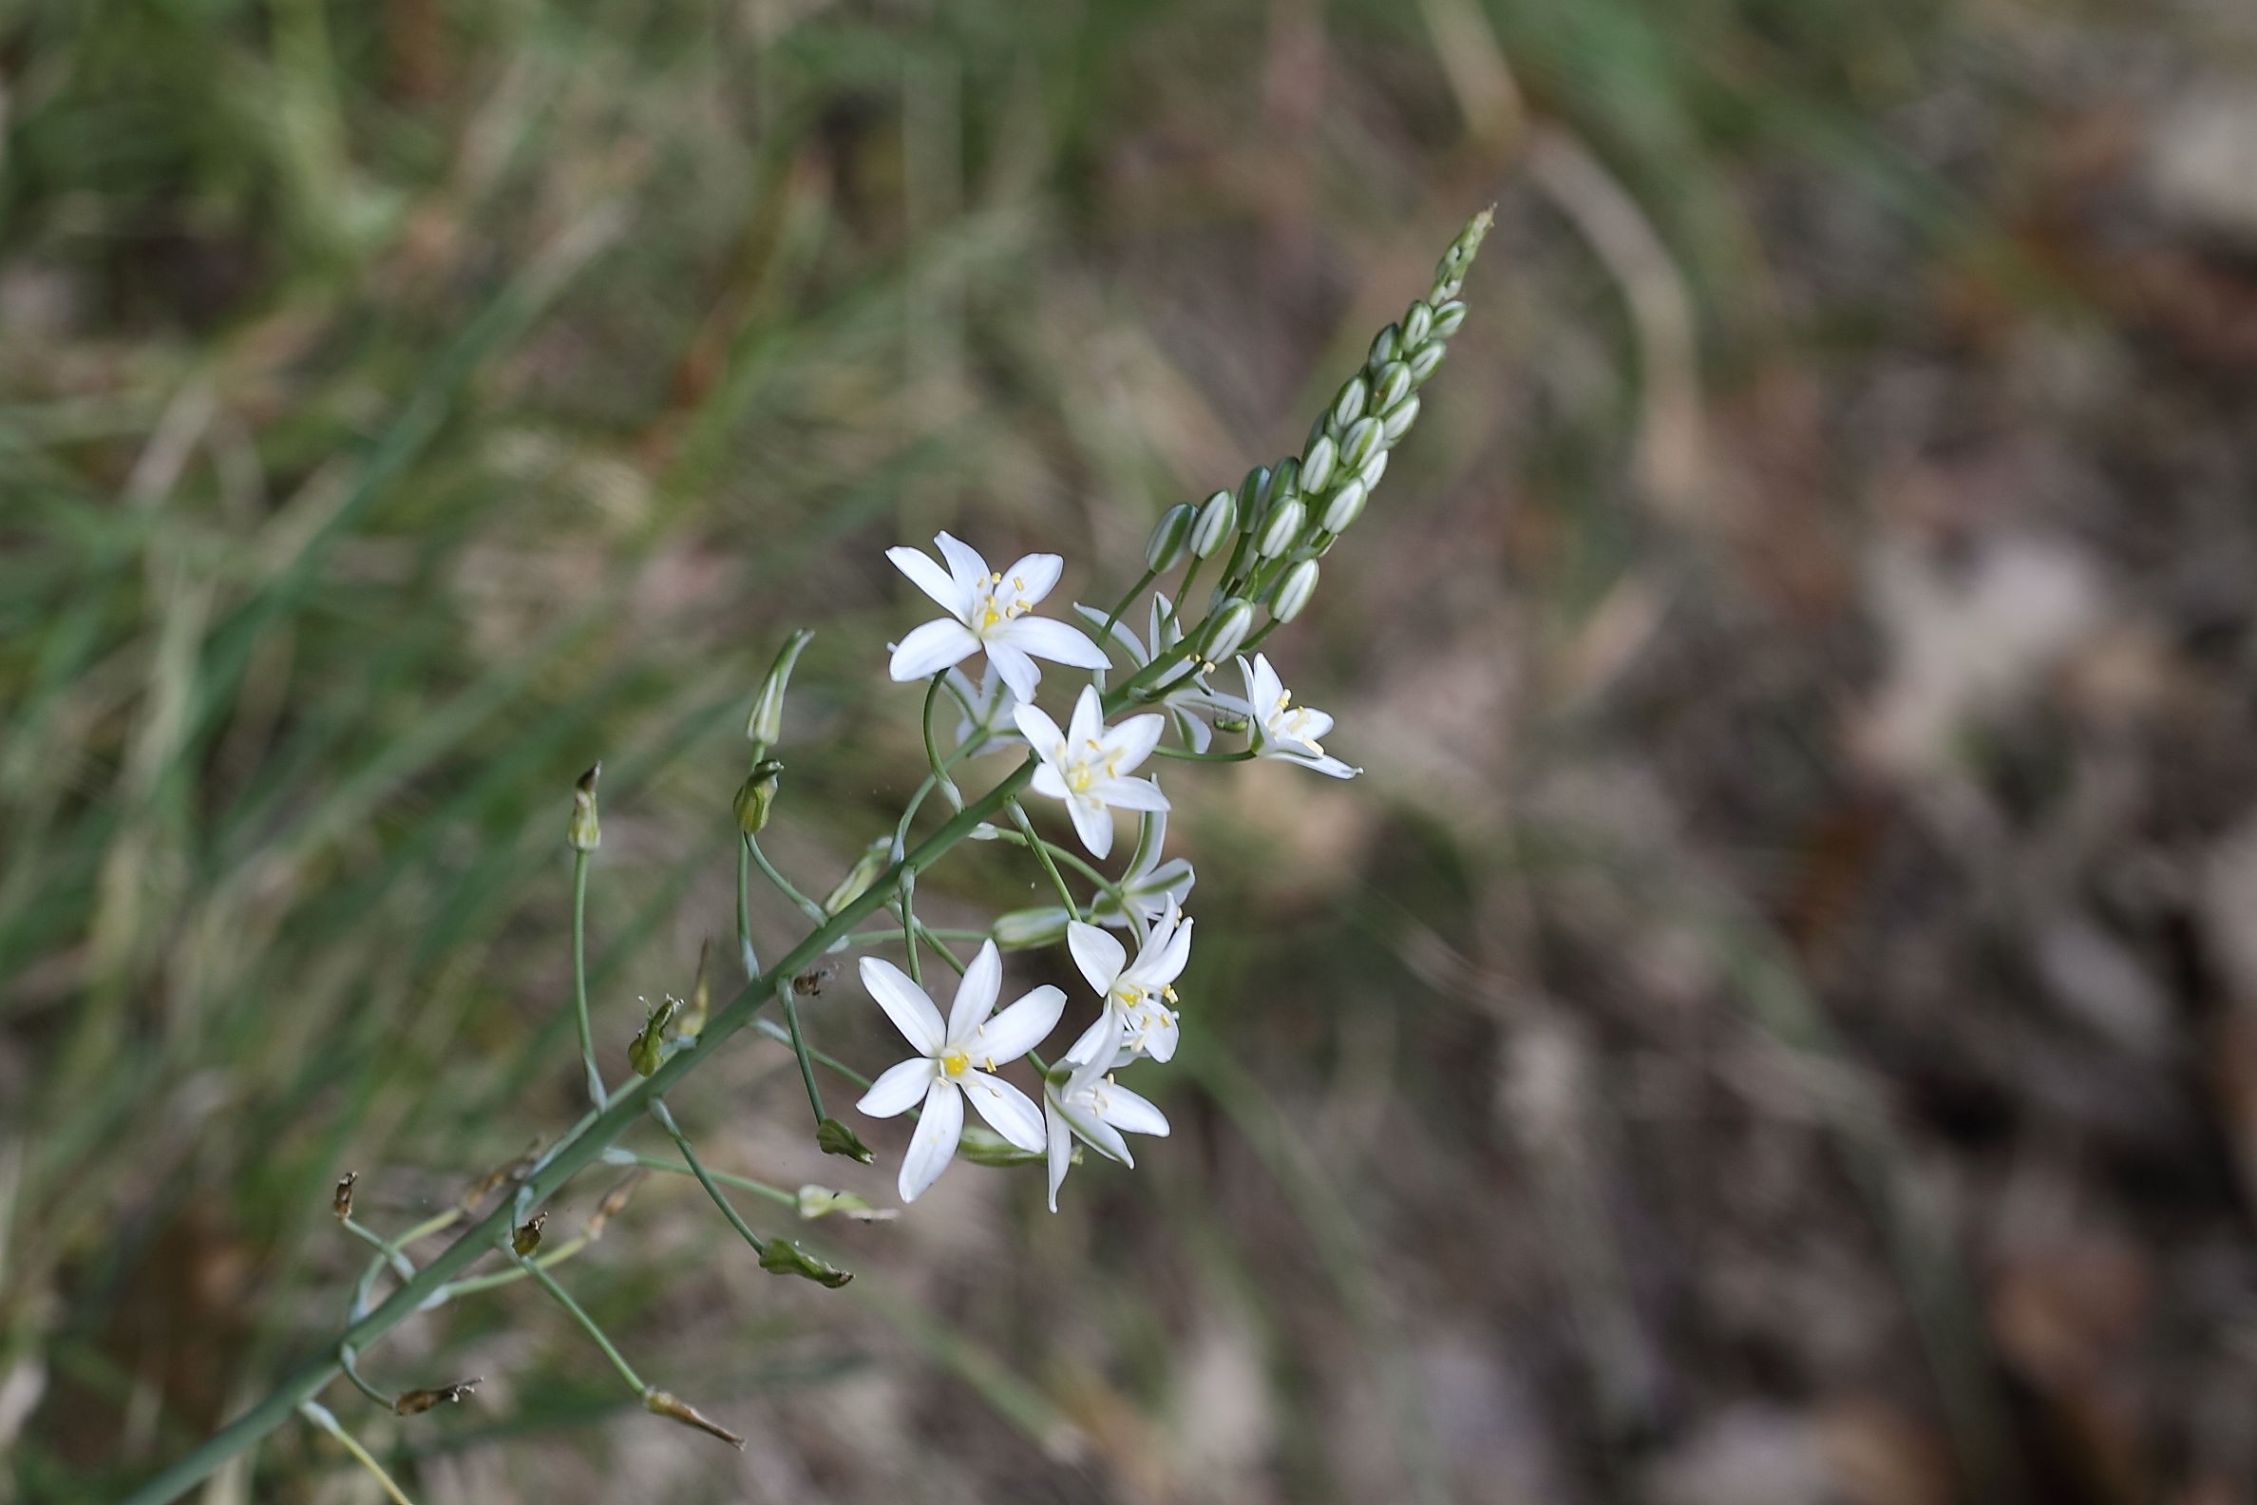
xmin=1380 ymin=392 xmax=1421 ymax=443
xmin=1359 ymin=448 xmax=1389 ymax=492
xmin=1372 ymin=360 xmax=1412 ymax=414
xmin=1340 ymin=415 xmax=1383 ymax=473
xmin=732 ymin=757 xmax=784 ymax=836
xmin=1320 ymin=477 xmax=1368 ymax=534
xmin=1255 ymin=496 xmax=1305 ymax=559
xmin=1189 ymin=489 xmax=1236 ymax=558
xmin=1271 ymin=559 xmax=1319 ymax=623
xmin=1235 ymin=465 xmax=1272 ymax=532
xmin=1300 ymin=433 xmax=1339 ymax=493
xmin=1407 ymin=339 xmax=1448 ymax=386
xmin=745 ymin=628 xmax=813 ymax=751
xmin=991 ymin=905 xmax=1071 ymax=950
xmin=1402 ymin=299 xmax=1436 ymax=347
xmin=821 ymin=836 xmax=892 ymax=917
xmin=1330 ymin=375 xmax=1369 ymax=432
xmin=1367 ymin=322 xmax=1402 ymax=370
xmin=795 ymin=1184 xmax=894 ymax=1221
xmin=1431 ymin=298 xmax=1468 ymax=338
xmin=566 ymin=764 xmax=602 ymax=852
xmin=957 ymin=1126 xmax=1045 ymax=1167
xmin=1270 ymin=456 xmax=1301 ymax=504
xmin=1201 ymin=597 xmax=1256 ymax=662
xmin=1145 ymin=502 xmax=1195 ymax=573
xmin=1430 ymin=207 xmax=1494 ymax=302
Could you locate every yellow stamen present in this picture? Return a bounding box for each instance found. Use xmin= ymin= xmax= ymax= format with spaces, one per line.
xmin=940 ymin=1049 xmax=970 ymax=1079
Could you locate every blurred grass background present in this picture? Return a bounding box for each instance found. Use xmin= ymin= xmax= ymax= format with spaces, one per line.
xmin=9 ymin=0 xmax=2257 ymax=1500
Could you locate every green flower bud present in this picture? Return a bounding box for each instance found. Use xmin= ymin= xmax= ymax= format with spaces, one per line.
xmin=1321 ymin=478 xmax=1368 ymax=534
xmin=1145 ymin=502 xmax=1195 ymax=573
xmin=1300 ymin=433 xmax=1339 ymax=493
xmin=566 ymin=764 xmax=601 ymax=852
xmin=992 ymin=906 xmax=1071 ymax=949
xmin=1407 ymin=339 xmax=1448 ymax=386
xmin=745 ymin=629 xmax=813 ymax=752
xmin=821 ymin=837 xmax=892 ymax=917
xmin=1307 ymin=410 xmax=1332 ymax=458
xmin=1190 ymin=489 xmax=1236 ymax=558
xmin=956 ymin=1125 xmax=1046 ymax=1167
xmin=1330 ymin=375 xmax=1369 ymax=432
xmin=629 ymin=995 xmax=682 ymax=1077
xmin=1372 ymin=360 xmax=1412 ymax=414
xmin=759 ymin=1236 xmax=853 ymax=1288
xmin=1255 ymin=497 xmax=1306 ymax=559
xmin=815 ymin=1117 xmax=874 ymax=1163
xmin=1235 ymin=465 xmax=1271 ymax=532
xmin=1367 ymin=322 xmax=1402 ymax=370
xmin=1431 ymin=299 xmax=1468 ymax=338
xmin=732 ymin=758 xmax=784 ymax=836
xmin=1340 ymin=415 xmax=1383 ymax=473
xmin=1201 ymin=597 xmax=1256 ymax=663
xmin=645 ymin=1389 xmax=746 ymax=1449
xmin=795 ymin=1185 xmax=895 ymax=1221
xmin=1270 ymin=456 xmax=1301 ymax=503
xmin=1359 ymin=449 xmax=1389 ymax=492
xmin=1431 ymin=207 xmax=1493 ymax=302
xmin=1402 ymin=299 xmax=1436 ymax=347
xmin=1380 ymin=392 xmax=1421 ymax=443
xmin=1272 ymin=559 xmax=1319 ymax=623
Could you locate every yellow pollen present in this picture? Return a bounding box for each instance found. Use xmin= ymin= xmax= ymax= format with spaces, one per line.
xmin=1067 ymin=764 xmax=1096 ymax=794
xmin=1012 ymin=575 xmax=1025 ymax=590
xmin=939 ymin=1049 xmax=970 ymax=1079
xmin=976 ymin=598 xmax=1004 ymax=631
xmin=1162 ymin=985 xmax=1179 ymax=1003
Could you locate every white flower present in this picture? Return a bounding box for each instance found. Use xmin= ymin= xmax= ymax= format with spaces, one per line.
xmin=1014 ymin=684 xmax=1168 ymax=859
xmin=1066 ymin=898 xmax=1192 ymax=1064
xmin=1235 ymin=652 xmax=1360 ymax=778
xmin=1087 ymin=805 xmax=1195 ymax=931
xmin=854 ymin=941 xmax=1063 ymax=1203
xmin=886 ymin=532 xmax=1111 ymax=703
xmin=1042 ymin=1040 xmax=1169 ymax=1212
xmin=1071 ymin=594 xmax=1230 ymax=752
xmin=944 ymin=663 xmax=1016 ymax=757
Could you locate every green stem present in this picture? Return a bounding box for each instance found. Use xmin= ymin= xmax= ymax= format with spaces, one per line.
xmin=335 ymin=1349 xmax=391 ymax=1408
xmin=1150 ymin=744 xmax=1256 ymax=762
xmin=1004 ymin=799 xmax=1078 ymax=911
xmin=605 ymin=1148 xmax=798 ymax=1209
xmin=299 ymin=1402 xmax=416 ymax=1505
xmin=775 ymin=975 xmax=827 ymax=1125
xmin=1100 ymin=567 xmax=1158 ymax=645
xmin=896 ymin=871 xmax=925 ymax=989
xmin=571 ymin=851 xmax=606 ymax=1111
xmin=516 ymin=1251 xmax=646 ymax=1397
xmin=750 ymin=1017 xmax=872 ymax=1090
xmin=122 ymin=760 xmax=1036 ymax=1505
xmin=427 ymin=1232 xmax=594 ymax=1301
xmin=747 ymin=834 xmax=825 ymax=923
xmin=340 ymin=1219 xmax=415 ymax=1282
xmin=735 ymin=836 xmax=759 ymax=980
xmin=648 ymin=1099 xmax=769 ymax=1255
xmin=921 ymin=673 xmax=962 ymax=809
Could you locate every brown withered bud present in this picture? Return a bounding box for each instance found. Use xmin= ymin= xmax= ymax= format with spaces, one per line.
xmin=332 ymin=1171 xmax=358 ymax=1221
xmin=458 ymin=1138 xmax=545 ymax=1212
xmin=645 ymin=1388 xmax=745 ymax=1450
xmin=393 ymin=1378 xmax=482 ymax=1416
xmin=583 ymin=1173 xmax=645 ymax=1242
xmin=680 ymin=941 xmax=712 ymax=1040
xmin=512 ymin=1211 xmax=547 ymax=1257
xmin=792 ymin=961 xmax=834 ymax=998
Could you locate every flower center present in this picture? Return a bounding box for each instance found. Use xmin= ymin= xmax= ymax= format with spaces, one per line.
xmin=971 ymin=573 xmax=1032 ymax=637
xmin=939 ymin=1048 xmax=971 ymax=1079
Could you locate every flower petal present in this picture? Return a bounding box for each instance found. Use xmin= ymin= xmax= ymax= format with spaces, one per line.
xmin=1130 ymin=1007 xmax=1180 ymax=1063
xmin=1000 ymin=615 xmax=1112 ymax=671
xmin=1045 ymin=1100 xmax=1074 ymax=1212
xmin=932 ymin=532 xmax=990 ymax=596
xmin=888 ymin=618 xmax=980 ymax=682
xmin=1095 ymin=775 xmax=1169 ymax=813
xmin=1067 ymin=793 xmax=1114 ymax=858
xmin=976 ymin=984 xmax=1064 ymax=1063
xmin=1065 ymin=683 xmax=1104 ymax=747
xmin=1061 ymin=1097 xmax=1133 ymax=1165
xmin=1030 ymin=763 xmax=1070 ymax=800
xmin=1099 ymin=712 xmax=1166 ymax=775
xmin=945 ymin=939 xmax=1003 ymax=1044
xmin=1133 ymin=913 xmax=1193 ymax=989
xmin=1279 ymin=751 xmax=1362 ymax=779
xmin=859 ymin=956 xmax=944 ymax=1055
xmin=1064 ymin=1008 xmax=1121 ymax=1072
xmin=898 ymin=1081 xmax=963 ymax=1203
xmin=963 ymin=1070 xmax=1046 ymax=1152
xmin=1012 ymin=699 xmax=1064 ymax=756
xmin=857 ymin=1057 xmax=936 ymax=1118
xmin=1073 ymin=602 xmax=1148 ymax=664
xmin=1068 ymin=922 xmax=1126 ymax=995
xmin=986 ymin=639 xmax=1040 ymax=704
xmin=1000 ymin=553 xmax=1063 ymax=607
xmin=1136 ymin=856 xmax=1196 ymax=911
xmin=1100 ymin=1081 xmax=1170 ymax=1138
xmin=886 ymin=546 xmax=971 ymax=618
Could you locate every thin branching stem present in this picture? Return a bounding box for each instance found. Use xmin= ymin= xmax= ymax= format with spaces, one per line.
xmin=1004 ymin=799 xmax=1078 ymax=911
xmin=1150 ymin=744 xmax=1256 ymax=763
xmin=1100 ymin=566 xmax=1158 ymax=644
xmin=516 ymin=1249 xmax=647 ymax=1396
xmin=335 ymin=1348 xmax=391 ymax=1408
xmin=746 ymin=834 xmax=825 ymax=923
xmin=570 ymin=851 xmax=606 ymax=1110
xmin=299 ymin=1402 xmax=416 ymax=1505
xmin=735 ymin=836 xmax=759 ymax=980
xmin=921 ymin=672 xmax=962 ymax=808
xmin=776 ymin=975 xmax=827 ymax=1124
xmin=608 ymin=1149 xmax=797 ymax=1208
xmin=648 ymin=1099 xmax=769 ymax=1255
xmin=340 ymin=1219 xmax=416 ymax=1282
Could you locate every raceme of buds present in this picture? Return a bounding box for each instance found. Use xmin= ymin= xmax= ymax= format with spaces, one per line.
xmin=815 ymin=1117 xmax=874 ymax=1164
xmin=1301 ymin=433 xmax=1338 ymax=493
xmin=1189 ymin=489 xmax=1236 ymax=557
xmin=1431 ymin=206 xmax=1494 ymax=301
xmin=512 ymin=1212 xmax=547 ymax=1257
xmin=1201 ymin=597 xmax=1255 ymax=663
xmin=1272 ymin=559 xmax=1319 ymax=623
xmin=1321 ymin=478 xmax=1368 ymax=535
xmin=645 ymin=1389 xmax=746 ymax=1449
xmin=758 ymin=1237 xmax=853 ymax=1288
xmin=992 ymin=905 xmax=1071 ymax=949
xmin=332 ymin=1172 xmax=357 ymax=1221
xmin=733 ymin=758 xmax=784 ymax=835
xmin=822 ymin=837 xmax=892 ymax=917
xmin=393 ymin=1379 xmax=481 ymax=1417
xmin=1145 ymin=502 xmax=1195 ymax=573
xmin=1255 ymin=497 xmax=1305 ymax=559
xmin=746 ymin=628 xmax=813 ymax=751
xmin=567 ymin=764 xmax=601 ymax=851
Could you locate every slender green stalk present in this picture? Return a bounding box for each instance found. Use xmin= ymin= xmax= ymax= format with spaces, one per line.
xmin=774 ymin=976 xmax=827 ymax=1124
xmin=746 ymin=833 xmax=825 ymax=923
xmin=751 ymin=1017 xmax=872 ymax=1090
xmin=1004 ymin=799 xmax=1078 ymax=911
xmin=335 ymin=1349 xmax=391 ymax=1408
xmin=427 ymin=1232 xmax=595 ymax=1301
xmin=340 ymin=1219 xmax=416 ymax=1282
xmin=605 ymin=1148 xmax=798 ymax=1209
xmin=735 ymin=836 xmax=759 ymax=980
xmin=1150 ymin=744 xmax=1256 ymax=763
xmin=570 ymin=852 xmax=606 ymax=1110
xmin=912 ymin=920 xmax=966 ymax=975
xmin=921 ymin=672 xmax=962 ymax=808
xmin=299 ymin=1402 xmax=416 ymax=1505
xmin=1100 ymin=566 xmax=1158 ymax=643
xmin=648 ymin=1099 xmax=768 ymax=1255
xmin=516 ymin=1252 xmax=646 ymax=1396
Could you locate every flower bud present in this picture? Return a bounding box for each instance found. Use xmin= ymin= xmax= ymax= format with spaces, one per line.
xmin=1255 ymin=497 xmax=1305 ymax=559
xmin=821 ymin=837 xmax=892 ymax=917
xmin=1330 ymin=375 xmax=1369 ymax=432
xmin=1320 ymin=478 xmax=1368 ymax=534
xmin=1145 ymin=502 xmax=1195 ymax=573
xmin=680 ymin=941 xmax=711 ymax=1041
xmin=1372 ymin=360 xmax=1412 ymax=415
xmin=566 ymin=764 xmax=601 ymax=852
xmin=759 ymin=1236 xmax=853 ymax=1288
xmin=1407 ymin=339 xmax=1448 ymax=386
xmin=815 ymin=1117 xmax=874 ymax=1163
xmin=1269 ymin=456 xmax=1301 ymax=503
xmin=1359 ymin=448 xmax=1389 ymax=492
xmin=957 ymin=1125 xmax=1046 ymax=1166
xmin=1431 ymin=207 xmax=1491 ymax=301
xmin=1235 ymin=465 xmax=1271 ymax=532
xmin=1402 ymin=299 xmax=1436 ymax=347
xmin=1300 ymin=433 xmax=1338 ymax=493
xmin=1339 ymin=415 xmax=1383 ymax=474
xmin=645 ymin=1388 xmax=746 ymax=1449
xmin=1201 ymin=597 xmax=1256 ymax=663
xmin=629 ymin=995 xmax=682 ymax=1077
xmin=1431 ymin=298 xmax=1468 ymax=338
xmin=393 ymin=1379 xmax=480 ymax=1416
xmin=733 ymin=757 xmax=783 ymax=836
xmin=512 ymin=1212 xmax=547 ymax=1257
xmin=745 ymin=629 xmax=813 ymax=751
xmin=1189 ymin=489 xmax=1236 ymax=558
xmin=1380 ymin=392 xmax=1421 ymax=443
xmin=332 ymin=1172 xmax=358 ymax=1221
xmin=796 ymin=1184 xmax=896 ymax=1221
xmin=992 ymin=905 xmax=1071 ymax=949
xmin=1367 ymin=321 xmax=1402 ymax=370
xmin=1271 ymin=559 xmax=1319 ymax=623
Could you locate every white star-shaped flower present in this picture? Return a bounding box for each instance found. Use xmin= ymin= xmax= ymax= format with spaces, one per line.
xmin=886 ymin=532 xmax=1111 ymax=703
xmin=1014 ymin=684 xmax=1169 ymax=859
xmin=943 ymin=663 xmax=1016 ymax=757
xmin=1066 ymin=898 xmax=1192 ymax=1064
xmin=1086 ymin=805 xmax=1195 ymax=931
xmin=1042 ymin=1038 xmax=1170 ymax=1212
xmin=1072 ymin=594 xmax=1231 ymax=752
xmin=1235 ymin=652 xmax=1360 ymax=778
xmin=854 ymin=941 xmax=1063 ymax=1203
